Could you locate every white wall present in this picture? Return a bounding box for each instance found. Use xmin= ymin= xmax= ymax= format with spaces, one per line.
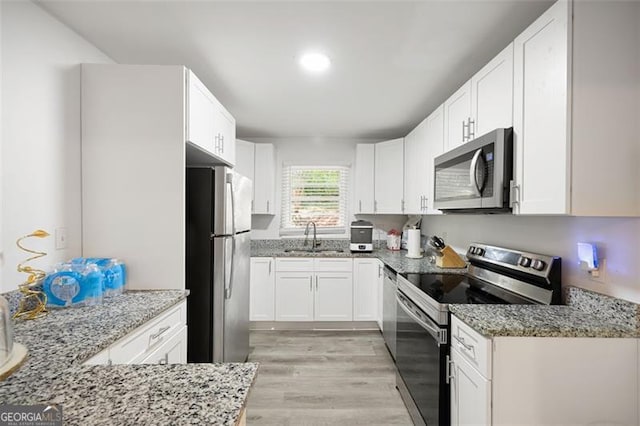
xmin=421 ymin=215 xmax=640 ymax=303
xmin=0 ymin=1 xmax=113 ymax=292
xmin=247 ymin=137 xmax=406 ymax=240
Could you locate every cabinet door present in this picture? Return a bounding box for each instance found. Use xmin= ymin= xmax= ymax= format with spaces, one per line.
xmin=141 ymin=325 xmax=187 ymax=365
xmin=374 ymin=138 xmax=404 ymax=214
xmin=354 ymin=144 xmax=375 ymax=214
xmin=404 ymin=119 xmax=429 ymax=215
xmin=275 ymin=272 xmax=314 ymax=321
xmin=314 ymin=272 xmax=353 ymax=321
xmin=471 ymin=42 xmax=514 ymax=137
xmin=353 ymin=259 xmax=379 ymax=321
xmin=187 ymin=71 xmax=216 ymax=154
xmin=513 ymin=0 xmax=570 ymax=215
xmin=235 ymin=140 xmax=255 ymax=185
xmin=250 ymin=258 xmax=275 ymax=321
xmin=425 ymin=105 xmax=445 ymax=214
xmin=443 ymin=80 xmax=472 ymax=151
xmin=451 ymin=347 xmax=491 ymax=426
xmin=214 ymin=106 xmax=236 ymax=166
xmin=253 ymin=144 xmax=276 ymax=214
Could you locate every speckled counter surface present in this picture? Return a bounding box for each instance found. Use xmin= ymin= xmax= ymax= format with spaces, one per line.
xmin=0 ymin=290 xmax=258 ymax=425
xmin=251 ymin=239 xmax=467 ymax=275
xmin=450 ymin=287 xmax=640 ymax=338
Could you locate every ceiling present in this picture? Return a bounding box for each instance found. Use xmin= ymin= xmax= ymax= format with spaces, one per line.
xmin=37 ymin=0 xmax=553 ymax=140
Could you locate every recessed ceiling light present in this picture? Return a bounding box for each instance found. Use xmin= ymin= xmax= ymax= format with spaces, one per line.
xmin=299 ymin=52 xmax=331 ymax=74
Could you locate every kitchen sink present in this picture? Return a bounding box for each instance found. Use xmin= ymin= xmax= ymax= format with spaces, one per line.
xmin=283 ymin=248 xmax=345 ymax=254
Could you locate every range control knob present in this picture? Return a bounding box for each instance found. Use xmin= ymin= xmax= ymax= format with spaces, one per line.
xmin=518 ymin=256 xmax=532 ymax=267
xmin=531 ymin=259 xmax=546 ymax=271
xmin=475 ymin=248 xmax=485 ymax=256
xmin=468 ymin=246 xmax=477 ymax=255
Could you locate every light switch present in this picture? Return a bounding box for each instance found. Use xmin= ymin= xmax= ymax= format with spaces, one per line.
xmin=55 ymin=227 xmax=68 ymax=250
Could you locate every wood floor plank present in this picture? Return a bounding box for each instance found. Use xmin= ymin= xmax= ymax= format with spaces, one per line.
xmin=247 ymin=330 xmax=413 ymax=425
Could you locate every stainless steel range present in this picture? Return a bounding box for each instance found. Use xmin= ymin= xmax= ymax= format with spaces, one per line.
xmin=395 ymin=243 xmax=561 ymax=426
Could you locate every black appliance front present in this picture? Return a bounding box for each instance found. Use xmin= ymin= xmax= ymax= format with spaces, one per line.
xmin=396 ymin=291 xmax=448 ymax=426
xmin=185 ymin=167 xmax=215 ymax=363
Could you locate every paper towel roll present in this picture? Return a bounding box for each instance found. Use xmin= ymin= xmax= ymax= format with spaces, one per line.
xmin=406 ymin=229 xmax=423 ymax=258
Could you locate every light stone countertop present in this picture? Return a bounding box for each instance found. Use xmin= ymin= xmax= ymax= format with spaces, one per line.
xmin=0 ymin=290 xmax=258 ymax=425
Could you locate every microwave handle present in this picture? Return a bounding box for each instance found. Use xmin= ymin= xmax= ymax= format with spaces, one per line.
xmin=469 ymin=149 xmax=486 ymax=196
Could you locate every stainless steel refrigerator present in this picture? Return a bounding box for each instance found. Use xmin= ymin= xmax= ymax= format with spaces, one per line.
xmin=186 ymin=166 xmax=251 ymax=363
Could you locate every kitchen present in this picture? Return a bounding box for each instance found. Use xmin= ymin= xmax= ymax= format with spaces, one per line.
xmin=1 ymin=0 xmax=640 ymax=425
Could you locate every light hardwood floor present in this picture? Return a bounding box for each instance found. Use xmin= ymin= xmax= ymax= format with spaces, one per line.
xmin=246 ymin=330 xmax=413 ymax=425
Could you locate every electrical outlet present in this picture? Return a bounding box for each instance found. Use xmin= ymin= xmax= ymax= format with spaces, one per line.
xmin=589 ymin=258 xmax=607 ymax=284
xmin=55 ymin=227 xmax=68 ymax=250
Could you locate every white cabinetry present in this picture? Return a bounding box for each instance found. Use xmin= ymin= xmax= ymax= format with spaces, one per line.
xmin=253 ymin=144 xmax=276 ymax=214
xmin=443 ymin=81 xmax=472 ymax=152
xmin=82 ymin=65 xmax=237 ymax=290
xmin=403 ymin=118 xmax=429 ymax=215
xmin=470 ymin=43 xmax=514 ymax=137
xmin=273 ymin=258 xmax=353 ymax=322
xmin=250 ymin=258 xmax=275 ymax=321
xmin=512 ymin=0 xmax=640 ymax=216
xmin=450 ymin=314 xmax=639 ymax=425
xmin=354 ymin=144 xmax=375 ymax=214
xmin=234 ymin=140 xmax=276 ymax=215
xmin=374 ymin=138 xmax=404 ymax=214
xmin=353 ymin=259 xmax=381 ymax=322
xmin=82 ymin=301 xmax=187 ymax=365
xmin=424 ymin=105 xmax=445 ymax=214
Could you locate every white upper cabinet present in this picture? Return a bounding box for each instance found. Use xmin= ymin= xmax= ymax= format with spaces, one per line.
xmin=471 ymin=43 xmax=514 ymax=137
xmin=233 ymin=140 xmax=276 ymax=215
xmin=513 ymin=0 xmax=639 ymax=216
xmin=374 ymin=138 xmax=404 ymax=214
xmin=513 ymin=1 xmax=569 ymax=215
xmin=187 ymin=71 xmax=216 ymax=154
xmin=187 ymin=70 xmax=236 ymax=166
xmin=404 ymin=118 xmax=429 ymax=215
xmin=235 ymin=139 xmax=255 ymax=182
xmin=354 ymin=144 xmax=375 ymax=214
xmin=253 ymin=143 xmax=276 ymax=214
xmin=443 ymin=81 xmax=472 ymax=152
xmin=424 ymin=105 xmax=445 ymax=214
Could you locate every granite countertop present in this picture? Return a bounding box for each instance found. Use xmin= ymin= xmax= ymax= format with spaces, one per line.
xmin=450 ymin=287 xmax=640 ymax=338
xmin=0 ymin=290 xmax=258 ymax=425
xmin=251 ymin=239 xmax=467 ymax=275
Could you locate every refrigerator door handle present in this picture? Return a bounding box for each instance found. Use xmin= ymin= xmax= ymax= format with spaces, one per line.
xmin=225 ymin=236 xmax=235 ymax=300
xmin=227 ymin=172 xmax=237 ymax=236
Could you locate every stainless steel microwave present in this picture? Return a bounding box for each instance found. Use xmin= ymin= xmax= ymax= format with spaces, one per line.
xmin=433 ymin=128 xmax=513 ymax=212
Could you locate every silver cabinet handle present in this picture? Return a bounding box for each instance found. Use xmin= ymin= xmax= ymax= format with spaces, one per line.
xmin=268 ymin=260 xmax=272 ymax=275
xmin=359 ymin=200 xmax=362 ymax=213
xmin=315 ymin=276 xmax=318 ymax=291
xmin=462 ymin=120 xmax=468 ymax=142
xmin=454 ymin=335 xmax=475 ymax=352
xmin=374 ymin=200 xmax=377 ymax=213
xmin=266 ymin=200 xmax=269 ymax=212
xmin=309 ymin=276 xmax=312 ymax=291
xmin=220 ymin=134 xmax=224 ymax=152
xmin=509 ymin=180 xmax=520 ymax=209
xmin=378 ymin=265 xmax=382 ymax=278
xmin=445 ymin=355 xmax=454 ymax=384
xmin=151 ymin=326 xmax=171 ymax=340
xmin=159 ymin=353 xmax=168 ymax=365
xmin=468 ymin=118 xmax=475 ymax=140
xmin=401 ymin=199 xmax=405 ymax=213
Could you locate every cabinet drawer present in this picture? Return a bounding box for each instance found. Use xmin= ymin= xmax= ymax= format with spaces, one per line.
xmin=275 ymin=258 xmax=314 ymax=272
xmin=451 ymin=314 xmax=492 ymax=378
xmin=110 ymin=300 xmax=186 ymax=364
xmin=313 ymin=258 xmax=353 ymax=272
xmin=140 ymin=325 xmax=187 ymax=365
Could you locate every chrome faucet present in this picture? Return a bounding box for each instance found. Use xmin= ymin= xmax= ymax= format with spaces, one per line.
xmin=304 ymin=221 xmax=319 ymax=251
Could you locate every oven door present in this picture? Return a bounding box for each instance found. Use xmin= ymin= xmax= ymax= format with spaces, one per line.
xmin=396 ymin=290 xmax=449 ymax=426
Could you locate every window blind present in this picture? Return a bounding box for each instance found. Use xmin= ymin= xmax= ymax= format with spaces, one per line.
xmin=280 ymin=166 xmax=349 ymax=234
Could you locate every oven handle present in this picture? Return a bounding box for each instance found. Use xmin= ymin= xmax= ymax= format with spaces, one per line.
xmin=396 ymin=293 xmax=447 ymax=345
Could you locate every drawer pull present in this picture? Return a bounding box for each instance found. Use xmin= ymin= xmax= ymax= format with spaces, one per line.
xmin=455 ymin=335 xmax=475 ymax=352
xmin=151 ymin=326 xmax=171 ymax=340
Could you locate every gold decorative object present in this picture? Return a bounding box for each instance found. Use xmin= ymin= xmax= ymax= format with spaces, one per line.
xmin=13 ymin=230 xmax=50 ymax=320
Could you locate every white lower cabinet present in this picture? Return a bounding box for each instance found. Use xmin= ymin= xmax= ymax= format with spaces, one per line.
xmin=314 ymin=273 xmax=353 ymax=321
xmin=450 ymin=314 xmax=639 ymax=425
xmin=353 ymin=259 xmax=381 ymax=322
xmin=250 ymin=258 xmax=275 ymax=321
xmin=450 ymin=346 xmax=491 ymax=426
xmin=82 ymin=300 xmax=187 ymax=366
xmin=274 ymin=272 xmax=314 ymax=321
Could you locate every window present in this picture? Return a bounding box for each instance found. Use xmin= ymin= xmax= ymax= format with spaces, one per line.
xmin=280 ymin=166 xmax=349 ymax=235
